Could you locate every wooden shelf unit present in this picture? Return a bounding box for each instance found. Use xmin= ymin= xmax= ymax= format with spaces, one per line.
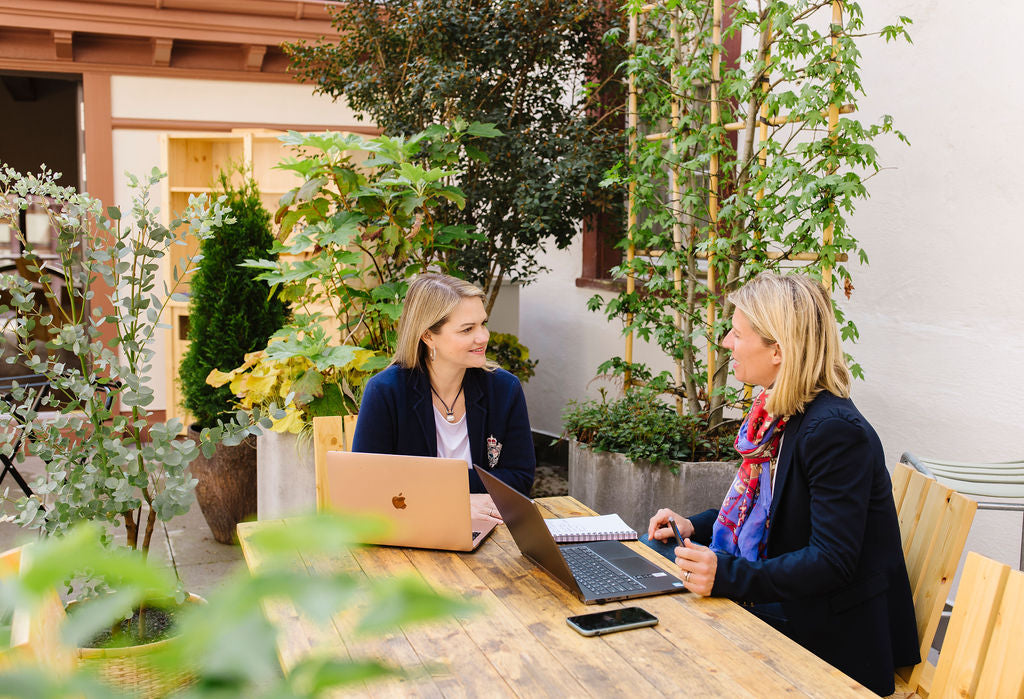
xmin=160 ymin=130 xmax=300 ymax=429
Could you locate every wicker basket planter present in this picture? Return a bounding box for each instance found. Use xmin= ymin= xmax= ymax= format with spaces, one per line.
xmin=74 ymin=593 xmax=205 ymax=699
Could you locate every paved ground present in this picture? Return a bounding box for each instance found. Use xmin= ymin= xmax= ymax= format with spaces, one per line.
xmin=1 ymin=455 xmax=246 ymax=597
xmin=1 ymin=454 xmax=568 ymax=596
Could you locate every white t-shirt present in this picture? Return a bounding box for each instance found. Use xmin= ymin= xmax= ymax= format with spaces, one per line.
xmin=433 ymin=405 xmax=472 ymax=469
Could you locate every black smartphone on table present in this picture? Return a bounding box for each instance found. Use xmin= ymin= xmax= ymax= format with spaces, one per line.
xmin=566 ymin=607 xmax=659 ymax=636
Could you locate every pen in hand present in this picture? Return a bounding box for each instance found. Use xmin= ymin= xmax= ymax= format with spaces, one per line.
xmin=668 ymin=517 xmax=685 ymax=546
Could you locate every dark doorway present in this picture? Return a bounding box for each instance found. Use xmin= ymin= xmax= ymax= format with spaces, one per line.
xmin=0 ymin=72 xmax=81 ymax=189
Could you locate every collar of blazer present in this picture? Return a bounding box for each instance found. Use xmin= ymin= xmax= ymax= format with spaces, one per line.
xmin=767 ymin=406 xmax=807 ymax=525
xmin=407 ymin=368 xmax=488 ymax=465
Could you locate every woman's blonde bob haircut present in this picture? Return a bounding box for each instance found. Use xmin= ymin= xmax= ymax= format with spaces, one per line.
xmin=392 ymin=273 xmax=496 ymax=371
xmin=729 ymin=272 xmax=850 ymax=417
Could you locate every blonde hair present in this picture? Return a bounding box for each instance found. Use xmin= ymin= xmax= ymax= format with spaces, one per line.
xmin=729 ymin=272 xmax=850 ymax=416
xmin=392 ymin=273 xmax=494 ymax=371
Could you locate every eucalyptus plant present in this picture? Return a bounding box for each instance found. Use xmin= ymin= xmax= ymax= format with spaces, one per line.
xmin=221 ymin=124 xmax=492 ymax=431
xmin=0 ymin=165 xmax=228 ymax=558
xmin=595 ymin=0 xmax=911 ymax=428
xmin=0 ymin=516 xmax=475 ymax=697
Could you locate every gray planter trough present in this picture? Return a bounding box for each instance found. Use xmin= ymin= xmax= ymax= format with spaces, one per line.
xmin=568 ymin=440 xmax=738 ymax=532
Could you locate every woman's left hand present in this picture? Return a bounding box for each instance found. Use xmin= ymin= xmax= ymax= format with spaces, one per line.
xmin=675 ymin=539 xmax=717 ymax=596
xmin=470 ymin=493 xmax=502 ymax=523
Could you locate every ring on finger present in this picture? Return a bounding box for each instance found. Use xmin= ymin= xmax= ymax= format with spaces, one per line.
xmin=684 ymin=571 xmax=691 ymax=583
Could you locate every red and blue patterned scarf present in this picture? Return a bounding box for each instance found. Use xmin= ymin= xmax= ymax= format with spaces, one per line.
xmin=710 ymin=390 xmax=788 ymax=561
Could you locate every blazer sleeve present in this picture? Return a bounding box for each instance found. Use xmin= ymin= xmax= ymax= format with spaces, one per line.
xmin=351 ymin=373 xmax=398 ymax=455
xmin=710 ymin=415 xmax=875 ymax=603
xmin=468 ymin=375 xmax=536 ymax=496
xmin=688 ymin=508 xmax=719 ymax=545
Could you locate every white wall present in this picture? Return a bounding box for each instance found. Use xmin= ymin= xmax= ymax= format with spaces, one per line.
xmin=521 ymin=0 xmax=1024 ymax=569
xmin=108 ymin=76 xmax=362 ymax=412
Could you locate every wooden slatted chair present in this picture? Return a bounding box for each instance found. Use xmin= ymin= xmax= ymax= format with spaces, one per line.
xmin=891 ymin=462 xmax=978 ymax=693
xmin=0 ymin=545 xmax=75 ymax=674
xmin=902 ymin=452 xmax=1024 ymax=570
xmin=900 ymin=551 xmax=1024 ymax=698
xmin=312 ymin=415 xmax=359 ymax=512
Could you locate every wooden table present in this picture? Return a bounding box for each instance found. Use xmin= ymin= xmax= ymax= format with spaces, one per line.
xmin=238 ymin=497 xmax=872 ymax=697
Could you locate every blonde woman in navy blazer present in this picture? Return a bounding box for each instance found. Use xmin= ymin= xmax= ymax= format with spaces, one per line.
xmin=353 ymin=273 xmax=535 ymax=523
xmin=644 ymin=274 xmax=919 ymax=696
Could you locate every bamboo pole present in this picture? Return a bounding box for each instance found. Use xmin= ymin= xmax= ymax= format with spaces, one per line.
xmin=724 ymin=104 xmax=854 ymax=132
xmin=670 ymin=7 xmax=683 ymax=413
xmin=636 ymin=249 xmax=849 ymax=262
xmin=624 ymin=10 xmax=639 ymax=392
xmin=747 ymin=19 xmax=773 ymax=405
xmin=643 ymin=103 xmax=854 ymax=141
xmin=706 ymin=0 xmax=722 ymax=398
xmin=822 ymin=0 xmax=843 ymax=294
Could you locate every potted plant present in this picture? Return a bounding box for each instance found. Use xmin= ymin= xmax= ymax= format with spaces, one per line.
xmin=0 ymin=517 xmax=474 ymax=696
xmin=0 ymin=164 xmax=234 ymax=694
xmin=572 ymin=3 xmax=910 ymax=515
xmin=214 ymin=124 xmax=494 ymax=518
xmin=178 ymin=170 xmax=288 ymax=544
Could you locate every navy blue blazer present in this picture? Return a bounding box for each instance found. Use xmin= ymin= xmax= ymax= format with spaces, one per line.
xmin=689 ymin=391 xmax=919 ymax=696
xmin=352 ymin=364 xmax=535 ymax=496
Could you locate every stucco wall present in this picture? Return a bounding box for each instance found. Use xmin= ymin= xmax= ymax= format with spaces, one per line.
xmin=520 ymin=0 xmax=1024 ymax=570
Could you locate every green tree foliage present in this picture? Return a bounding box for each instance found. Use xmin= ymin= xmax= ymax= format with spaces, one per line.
xmin=179 ymin=171 xmax=288 ymax=429
xmin=284 ymin=0 xmax=624 ymax=311
xmin=596 ymin=0 xmax=911 ymax=427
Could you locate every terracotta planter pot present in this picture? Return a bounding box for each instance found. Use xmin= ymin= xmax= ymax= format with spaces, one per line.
xmin=188 ymin=426 xmax=257 ymax=544
xmin=568 ymin=440 xmax=738 ymax=531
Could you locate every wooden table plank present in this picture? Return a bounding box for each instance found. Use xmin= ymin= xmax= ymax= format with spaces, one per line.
xmin=238 ymin=520 xmax=357 ymax=679
xmin=531 ymin=499 xmax=870 ymax=696
xmin=300 ymin=545 xmax=444 ymax=698
xmin=238 ymin=499 xmax=874 ymax=697
xmin=463 ymin=527 xmax=687 ymax=698
xmin=405 ymin=546 xmax=598 ymax=697
xmin=350 ymin=544 xmax=517 ymax=698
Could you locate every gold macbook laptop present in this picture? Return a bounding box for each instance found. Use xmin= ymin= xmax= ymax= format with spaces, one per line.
xmin=322 ymin=451 xmax=498 ymax=551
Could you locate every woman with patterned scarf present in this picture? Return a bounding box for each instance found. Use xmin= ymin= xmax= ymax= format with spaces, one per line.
xmin=640 ymin=273 xmax=919 ymax=696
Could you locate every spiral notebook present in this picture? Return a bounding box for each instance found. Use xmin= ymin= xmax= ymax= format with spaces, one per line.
xmin=544 ymin=514 xmax=638 ymax=543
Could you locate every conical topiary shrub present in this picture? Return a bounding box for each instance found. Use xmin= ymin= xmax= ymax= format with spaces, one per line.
xmin=180 ymin=169 xmax=288 ymax=543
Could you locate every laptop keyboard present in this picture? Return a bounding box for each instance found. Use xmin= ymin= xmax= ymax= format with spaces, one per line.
xmin=561 ymin=545 xmax=645 ymax=595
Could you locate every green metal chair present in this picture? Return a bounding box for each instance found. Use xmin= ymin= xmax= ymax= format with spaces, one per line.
xmin=901 ymin=452 xmax=1024 ymax=570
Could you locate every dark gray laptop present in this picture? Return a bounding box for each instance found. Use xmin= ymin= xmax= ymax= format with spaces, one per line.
xmin=475 ymin=466 xmax=686 ymax=604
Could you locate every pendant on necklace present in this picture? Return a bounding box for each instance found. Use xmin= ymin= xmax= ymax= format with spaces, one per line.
xmin=446 ymin=412 xmax=456 ymax=423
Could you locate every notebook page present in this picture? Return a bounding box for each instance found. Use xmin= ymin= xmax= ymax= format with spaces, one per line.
xmin=545 ymin=514 xmax=637 ymax=542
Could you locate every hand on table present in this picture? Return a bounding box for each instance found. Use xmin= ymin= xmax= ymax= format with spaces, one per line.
xmin=470 ymin=493 xmax=502 ymax=523
xmin=675 ymin=539 xmax=717 ymax=596
xmin=647 ymin=507 xmax=694 ymax=544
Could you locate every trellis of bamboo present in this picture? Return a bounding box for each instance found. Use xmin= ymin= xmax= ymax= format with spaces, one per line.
xmin=622 ymin=2 xmax=846 ymax=415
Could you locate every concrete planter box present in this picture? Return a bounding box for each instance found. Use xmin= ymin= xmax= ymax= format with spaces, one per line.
xmin=257 ymin=431 xmax=315 ymax=520
xmin=568 ymin=440 xmax=738 ymax=532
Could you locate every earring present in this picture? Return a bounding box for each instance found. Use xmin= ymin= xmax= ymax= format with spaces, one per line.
xmin=431 ymin=347 xmax=436 ymax=361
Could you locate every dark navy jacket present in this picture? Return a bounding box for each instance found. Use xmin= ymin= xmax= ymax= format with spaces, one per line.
xmin=352 ymin=364 xmax=535 ymax=496
xmin=689 ymin=391 xmax=919 ymax=696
